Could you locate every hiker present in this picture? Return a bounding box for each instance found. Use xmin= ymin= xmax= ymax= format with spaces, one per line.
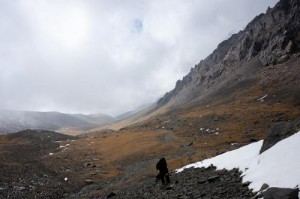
xmin=156 ymin=157 xmax=170 ymax=185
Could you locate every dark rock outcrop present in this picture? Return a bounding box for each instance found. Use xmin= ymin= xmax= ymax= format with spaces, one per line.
xmin=263 ymin=187 xmax=299 ymax=199
xmin=107 ymin=192 xmax=117 ymax=198
xmin=260 ymin=118 xmax=300 ymax=153
xmin=157 ymin=0 xmax=300 ymax=107
xmin=260 ymin=183 xmax=270 ymax=191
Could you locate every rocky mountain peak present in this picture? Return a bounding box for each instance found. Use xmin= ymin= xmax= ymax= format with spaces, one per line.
xmin=157 ymin=0 xmax=300 ymax=107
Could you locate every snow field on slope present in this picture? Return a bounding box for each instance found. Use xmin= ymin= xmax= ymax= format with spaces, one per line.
xmin=177 ymin=131 xmax=300 ymax=193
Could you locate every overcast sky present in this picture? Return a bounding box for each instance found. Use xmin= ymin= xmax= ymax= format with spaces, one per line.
xmin=0 ymin=0 xmax=278 ymax=116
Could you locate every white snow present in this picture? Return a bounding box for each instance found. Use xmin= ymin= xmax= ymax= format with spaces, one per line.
xmin=162 ymin=120 xmax=171 ymax=124
xmin=258 ymin=94 xmax=268 ymax=102
xmin=177 ymin=131 xmax=300 ymax=192
xmin=59 ymin=144 xmax=70 ymax=148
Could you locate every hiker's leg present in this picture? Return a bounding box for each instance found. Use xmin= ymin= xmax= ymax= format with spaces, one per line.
xmin=155 ymin=173 xmax=160 ymax=182
xmin=161 ymin=172 xmax=165 ymax=185
xmin=165 ymin=173 xmax=170 ymax=184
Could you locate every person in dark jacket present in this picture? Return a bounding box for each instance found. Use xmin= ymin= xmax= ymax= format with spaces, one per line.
xmin=156 ymin=157 xmax=170 ymax=185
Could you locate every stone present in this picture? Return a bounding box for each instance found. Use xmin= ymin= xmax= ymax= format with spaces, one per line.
xmin=84 ymin=179 xmax=94 ymax=185
xmin=249 ymin=138 xmax=258 ymax=142
xmin=260 ymin=118 xmax=300 ymax=153
xmin=263 ymin=187 xmax=299 ymax=199
xmin=260 ymin=183 xmax=269 ymax=191
xmin=242 ymin=181 xmax=251 ymax=187
xmin=255 ymin=192 xmax=264 ymax=199
xmin=165 ymin=185 xmax=174 ymax=191
xmin=198 ymin=179 xmax=207 ymax=184
xmin=207 ymin=175 xmax=220 ymax=183
xmin=107 ymin=192 xmax=117 ymax=198
xmin=188 ymin=142 xmax=193 ymax=146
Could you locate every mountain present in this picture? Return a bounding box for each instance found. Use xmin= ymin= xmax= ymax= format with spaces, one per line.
xmin=0 ymin=109 xmax=115 ymax=135
xmin=102 ymin=0 xmax=300 ymax=133
xmin=1 ymin=0 xmax=300 ymax=198
xmin=157 ymin=0 xmax=300 ymax=108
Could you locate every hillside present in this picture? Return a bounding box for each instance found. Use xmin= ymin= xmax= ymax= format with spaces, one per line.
xmin=98 ymin=0 xmax=300 ymax=132
xmin=157 ymin=0 xmax=300 ymax=108
xmin=0 ymin=109 xmax=115 ymax=135
xmin=97 ymin=130 xmax=300 ymax=199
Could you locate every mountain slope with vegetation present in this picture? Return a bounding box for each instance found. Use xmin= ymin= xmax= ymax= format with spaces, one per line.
xmin=157 ymin=0 xmax=300 ymax=108
xmin=96 ymin=0 xmax=300 ymax=133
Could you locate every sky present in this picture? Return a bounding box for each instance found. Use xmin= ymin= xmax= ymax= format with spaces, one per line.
xmin=0 ymin=0 xmax=278 ymax=116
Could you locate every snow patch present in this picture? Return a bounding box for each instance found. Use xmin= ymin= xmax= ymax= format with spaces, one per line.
xmin=59 ymin=144 xmax=70 ymax=148
xmin=162 ymin=120 xmax=171 ymax=124
xmin=177 ymin=131 xmax=300 ymax=192
xmin=258 ymin=94 xmax=268 ymax=102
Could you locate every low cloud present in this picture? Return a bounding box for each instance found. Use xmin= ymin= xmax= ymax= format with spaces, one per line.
xmin=0 ymin=0 xmax=278 ymax=115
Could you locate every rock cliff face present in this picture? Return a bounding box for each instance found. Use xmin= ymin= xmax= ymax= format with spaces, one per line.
xmin=158 ymin=0 xmax=300 ymax=107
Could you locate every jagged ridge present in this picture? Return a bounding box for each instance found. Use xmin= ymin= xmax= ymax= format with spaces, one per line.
xmin=158 ymin=0 xmax=300 ymax=107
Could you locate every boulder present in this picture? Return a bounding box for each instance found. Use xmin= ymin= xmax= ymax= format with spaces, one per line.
xmin=107 ymin=192 xmax=116 ymax=198
xmin=207 ymin=175 xmax=220 ymax=183
xmin=260 ymin=118 xmax=300 ymax=153
xmin=84 ymin=179 xmax=94 ymax=185
xmin=260 ymin=183 xmax=270 ymax=191
xmin=263 ymin=187 xmax=299 ymax=199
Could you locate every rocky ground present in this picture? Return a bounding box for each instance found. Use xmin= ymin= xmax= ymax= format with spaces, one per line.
xmin=1 ymin=126 xmax=298 ymax=199
xmin=0 ymin=130 xmax=81 ymax=199
xmin=95 ymin=165 xmax=254 ymax=199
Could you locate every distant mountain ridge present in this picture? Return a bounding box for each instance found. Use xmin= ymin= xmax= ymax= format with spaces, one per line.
xmin=115 ymin=103 xmax=152 ymax=121
xmin=157 ymin=0 xmax=300 ymax=107
xmin=0 ymin=109 xmax=115 ymax=134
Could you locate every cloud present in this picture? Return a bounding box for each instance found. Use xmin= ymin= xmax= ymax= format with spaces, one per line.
xmin=0 ymin=0 xmax=278 ymax=116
